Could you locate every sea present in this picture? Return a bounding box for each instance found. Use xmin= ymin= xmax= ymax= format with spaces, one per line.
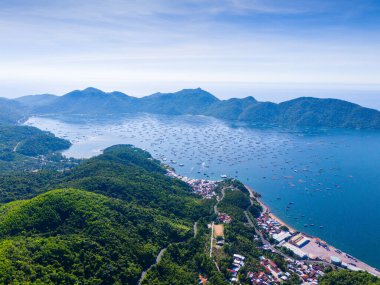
xmin=25 ymin=113 xmax=380 ymax=269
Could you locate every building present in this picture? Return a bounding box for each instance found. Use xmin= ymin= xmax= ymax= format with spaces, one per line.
xmin=283 ymin=242 xmax=307 ymax=259
xmin=273 ymin=231 xmax=292 ymax=243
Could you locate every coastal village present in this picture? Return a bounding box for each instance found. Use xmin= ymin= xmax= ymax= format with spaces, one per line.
xmin=166 ymin=167 xmax=218 ymax=198
xmin=166 ymin=165 xmax=380 ymax=284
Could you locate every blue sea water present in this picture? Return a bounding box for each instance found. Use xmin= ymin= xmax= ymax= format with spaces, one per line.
xmin=25 ymin=113 xmax=380 ymax=269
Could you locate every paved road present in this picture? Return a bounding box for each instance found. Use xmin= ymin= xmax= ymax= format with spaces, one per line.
xmin=193 ymin=221 xmax=198 ymax=238
xmin=213 ymin=187 xmax=225 ymax=215
xmin=138 ymin=220 xmax=201 ymax=285
xmin=137 ymin=247 xmax=168 ymax=285
xmin=13 ymin=141 xmax=21 ymax=152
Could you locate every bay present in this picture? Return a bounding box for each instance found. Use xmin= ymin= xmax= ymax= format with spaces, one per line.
xmin=25 ymin=113 xmax=380 ymax=269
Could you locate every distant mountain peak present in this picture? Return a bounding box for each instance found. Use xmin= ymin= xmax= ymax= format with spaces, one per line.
xmin=82 ymin=87 xmax=104 ymax=93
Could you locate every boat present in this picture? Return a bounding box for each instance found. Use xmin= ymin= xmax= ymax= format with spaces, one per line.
xmin=220 ymin=174 xmax=228 ymax=179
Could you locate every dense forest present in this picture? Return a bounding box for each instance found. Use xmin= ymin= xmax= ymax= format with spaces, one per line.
xmin=0 ymin=145 xmax=214 ymax=284
xmin=319 ymin=270 xmax=380 ymax=285
xmin=0 ymin=125 xmax=74 ymax=173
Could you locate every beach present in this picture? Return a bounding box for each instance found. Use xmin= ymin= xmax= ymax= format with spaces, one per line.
xmin=244 ymin=184 xmax=380 ymax=277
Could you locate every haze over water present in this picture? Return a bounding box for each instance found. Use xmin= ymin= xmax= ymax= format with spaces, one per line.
xmin=26 ymin=113 xmax=380 ymax=269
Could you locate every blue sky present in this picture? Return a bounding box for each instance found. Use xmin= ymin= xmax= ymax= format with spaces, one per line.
xmin=0 ymin=0 xmax=380 ymax=108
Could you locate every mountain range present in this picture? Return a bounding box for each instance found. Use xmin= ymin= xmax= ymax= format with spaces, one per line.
xmin=4 ymin=87 xmax=380 ymax=129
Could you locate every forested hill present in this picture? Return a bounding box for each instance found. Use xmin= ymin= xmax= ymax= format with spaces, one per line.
xmin=0 ymin=125 xmax=73 ymax=173
xmin=0 ymin=145 xmax=214 ymax=284
xmin=10 ymin=87 xmax=380 ymax=129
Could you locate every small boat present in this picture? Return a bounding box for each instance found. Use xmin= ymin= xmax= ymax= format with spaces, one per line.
xmin=220 ymin=174 xmax=228 ymax=179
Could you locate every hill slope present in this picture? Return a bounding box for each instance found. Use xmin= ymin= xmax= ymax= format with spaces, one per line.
xmin=0 ymin=98 xmax=26 ymax=125
xmin=15 ymin=94 xmax=58 ymax=108
xmin=0 ymin=125 xmax=72 ymax=173
xmin=0 ymin=189 xmax=192 ymax=284
xmin=0 ymin=145 xmax=213 ymax=284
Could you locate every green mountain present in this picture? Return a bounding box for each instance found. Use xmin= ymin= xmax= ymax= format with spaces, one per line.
xmin=0 ymin=188 xmax=192 ymax=284
xmin=0 ymin=145 xmax=213 ymax=284
xmin=0 ymin=125 xmax=72 ymax=173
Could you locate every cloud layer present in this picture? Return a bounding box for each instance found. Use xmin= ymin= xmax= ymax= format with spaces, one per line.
xmin=0 ymin=0 xmax=379 ymax=100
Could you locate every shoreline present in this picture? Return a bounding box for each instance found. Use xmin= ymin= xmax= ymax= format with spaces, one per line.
xmin=244 ymin=184 xmax=297 ymax=232
xmin=243 ymin=184 xmax=380 ymax=277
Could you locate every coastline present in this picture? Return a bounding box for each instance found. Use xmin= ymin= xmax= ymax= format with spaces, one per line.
xmin=243 ymin=183 xmax=380 ymax=278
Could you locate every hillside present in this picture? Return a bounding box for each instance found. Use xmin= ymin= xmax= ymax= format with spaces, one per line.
xmin=15 ymin=94 xmax=58 ymax=108
xmin=11 ymin=87 xmax=380 ymax=129
xmin=0 ymin=145 xmax=214 ymax=284
xmin=0 ymin=125 xmax=73 ymax=173
xmin=139 ymin=88 xmax=220 ymax=115
xmin=0 ymin=98 xmax=26 ymax=125
xmin=0 ymin=189 xmax=193 ymax=284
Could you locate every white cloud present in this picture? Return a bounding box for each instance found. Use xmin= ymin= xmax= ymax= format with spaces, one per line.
xmin=0 ymin=0 xmax=379 ymax=99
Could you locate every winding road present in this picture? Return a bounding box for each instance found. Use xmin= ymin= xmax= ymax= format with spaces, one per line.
xmin=138 ymin=220 xmax=199 ymax=285
xmin=137 ymin=247 xmax=168 ymax=285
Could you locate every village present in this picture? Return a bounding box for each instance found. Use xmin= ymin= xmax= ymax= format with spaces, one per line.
xmin=166 ymin=167 xmax=379 ymax=284
xmin=166 ymin=167 xmax=218 ymax=198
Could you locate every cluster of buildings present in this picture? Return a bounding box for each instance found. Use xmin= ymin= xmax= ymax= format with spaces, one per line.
xmin=229 ymin=254 xmax=246 ymax=283
xmin=257 ymin=213 xmax=283 ymax=235
xmin=247 ymin=256 xmax=291 ymax=284
xmin=247 ymin=256 xmax=326 ymax=285
xmin=166 ymin=168 xmax=217 ymax=198
xmin=218 ymin=212 xmax=232 ymax=224
xmin=286 ymin=258 xmax=325 ymax=284
xmin=256 ymin=212 xmax=312 ymax=260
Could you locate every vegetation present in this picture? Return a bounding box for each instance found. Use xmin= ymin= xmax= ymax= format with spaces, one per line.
xmin=0 ymin=125 xmax=74 ymax=173
xmin=142 ymin=220 xmax=227 ymax=285
xmin=218 ymin=187 xmax=250 ymax=222
xmin=0 ymin=189 xmax=192 ymax=284
xmin=0 ymin=144 xmax=214 ymax=284
xmin=319 ymin=270 xmax=380 ymax=285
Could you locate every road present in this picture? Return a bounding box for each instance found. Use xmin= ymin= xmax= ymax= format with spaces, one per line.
xmin=138 ymin=220 xmax=200 ymax=284
xmin=210 ymin=187 xmax=226 ymax=258
xmin=13 ymin=141 xmax=21 ymax=152
xmin=137 ymin=247 xmax=167 ymax=285
xmin=193 ymin=221 xmax=198 ymax=238
xmin=213 ymin=187 xmax=225 ymax=215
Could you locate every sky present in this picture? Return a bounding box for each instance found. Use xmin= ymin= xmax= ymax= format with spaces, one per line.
xmin=0 ymin=0 xmax=380 ymax=109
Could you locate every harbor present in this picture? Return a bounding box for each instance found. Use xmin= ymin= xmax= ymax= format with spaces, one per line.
xmin=244 ymin=185 xmax=380 ymax=278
